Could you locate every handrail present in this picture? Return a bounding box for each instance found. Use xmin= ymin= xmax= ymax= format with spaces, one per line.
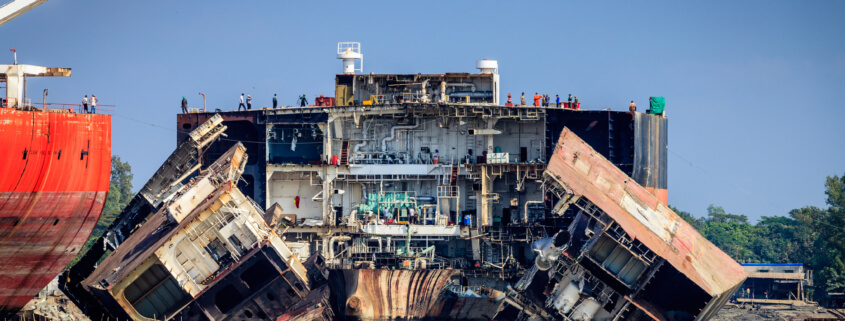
xmin=0 ymin=97 xmax=17 ymax=108
xmin=28 ymin=102 xmax=116 ymax=114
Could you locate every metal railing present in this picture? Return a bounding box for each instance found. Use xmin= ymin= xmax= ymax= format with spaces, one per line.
xmin=0 ymin=97 xmax=17 ymax=108
xmin=28 ymin=102 xmax=116 ymax=114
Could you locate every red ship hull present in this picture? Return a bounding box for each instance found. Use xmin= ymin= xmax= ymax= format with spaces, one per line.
xmin=0 ymin=108 xmax=110 ymax=313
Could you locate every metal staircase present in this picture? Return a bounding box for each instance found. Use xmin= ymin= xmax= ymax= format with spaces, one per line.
xmin=340 ymin=140 xmax=349 ymax=165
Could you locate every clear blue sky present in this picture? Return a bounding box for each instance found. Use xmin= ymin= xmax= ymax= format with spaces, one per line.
xmin=2 ymin=1 xmax=843 ymax=221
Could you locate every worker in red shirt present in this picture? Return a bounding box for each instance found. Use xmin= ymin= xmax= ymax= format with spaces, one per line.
xmin=533 ymin=92 xmax=541 ymax=106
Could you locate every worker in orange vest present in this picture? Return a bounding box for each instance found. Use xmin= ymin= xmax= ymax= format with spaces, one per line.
xmin=533 ymin=92 xmax=541 ymax=106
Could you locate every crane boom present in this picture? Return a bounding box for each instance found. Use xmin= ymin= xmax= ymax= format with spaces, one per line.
xmin=0 ymin=0 xmax=48 ymax=26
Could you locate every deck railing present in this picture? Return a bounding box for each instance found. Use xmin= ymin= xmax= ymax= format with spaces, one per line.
xmin=27 ymin=102 xmax=116 ymax=114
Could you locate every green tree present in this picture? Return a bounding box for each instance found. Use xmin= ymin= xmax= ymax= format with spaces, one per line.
xmin=793 ymin=174 xmax=845 ymax=295
xmin=749 ymin=215 xmax=814 ymax=265
xmin=697 ymin=205 xmax=758 ymax=261
xmin=66 ymin=155 xmax=134 ymax=268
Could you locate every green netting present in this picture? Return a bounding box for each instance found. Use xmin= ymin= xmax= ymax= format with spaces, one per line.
xmin=649 ymin=97 xmax=665 ymax=114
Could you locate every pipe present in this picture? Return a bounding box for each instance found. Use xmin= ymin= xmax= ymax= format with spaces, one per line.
xmin=412 ymin=196 xmax=436 ymax=203
xmin=361 ymin=183 xmax=368 ymax=205
xmin=328 ymin=235 xmax=352 ymax=259
xmin=524 ymin=201 xmax=543 ymax=224
xmin=448 ymin=91 xmax=493 ymax=98
xmin=420 ymin=79 xmax=429 ymax=103
xmin=368 ymin=237 xmax=383 ymax=252
xmin=352 ymin=119 xmax=369 ymax=157
xmin=381 ymin=118 xmax=421 ymax=152
xmin=446 ymin=83 xmax=476 ymax=92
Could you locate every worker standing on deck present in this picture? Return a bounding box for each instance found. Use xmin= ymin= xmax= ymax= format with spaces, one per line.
xmin=90 ymin=95 xmax=97 ymax=113
xmin=520 ymin=92 xmax=525 ymax=106
xmin=567 ymin=94 xmax=573 ymax=109
xmin=573 ymin=95 xmax=579 ymax=109
xmin=299 ymin=94 xmax=308 ymax=107
xmin=629 ymin=101 xmax=636 ymax=112
xmin=247 ymin=95 xmax=252 ymax=110
xmin=181 ymin=96 xmax=188 ymax=113
xmin=533 ymin=93 xmax=541 ymax=107
xmin=82 ymin=95 xmax=88 ymax=113
xmin=273 ymin=94 xmax=278 ymax=108
xmin=556 ymin=95 xmax=561 ymax=108
xmin=409 ymin=207 xmax=416 ymax=225
xmin=238 ymin=93 xmax=246 ymax=111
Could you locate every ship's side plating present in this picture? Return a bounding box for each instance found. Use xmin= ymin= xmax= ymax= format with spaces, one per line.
xmin=0 ymin=108 xmax=110 ymax=314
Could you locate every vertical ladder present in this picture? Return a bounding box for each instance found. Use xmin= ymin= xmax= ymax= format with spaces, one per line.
xmin=340 ymin=140 xmax=349 ymax=165
xmin=450 ymin=165 xmax=459 ymax=186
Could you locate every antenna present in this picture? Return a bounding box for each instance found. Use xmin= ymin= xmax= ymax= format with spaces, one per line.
xmin=337 ymin=42 xmax=363 ymax=74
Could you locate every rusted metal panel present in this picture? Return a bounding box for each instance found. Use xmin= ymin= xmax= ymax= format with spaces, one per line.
xmin=545 ymin=127 xmax=746 ymax=297
xmin=329 ymin=269 xmax=458 ymax=320
xmin=633 ymin=112 xmax=669 ymax=203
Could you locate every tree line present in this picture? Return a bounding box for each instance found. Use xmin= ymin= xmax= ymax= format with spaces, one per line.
xmin=672 ymin=173 xmax=845 ymax=301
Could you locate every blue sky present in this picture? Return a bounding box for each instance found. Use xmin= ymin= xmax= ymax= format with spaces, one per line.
xmin=2 ymin=1 xmax=843 ymax=221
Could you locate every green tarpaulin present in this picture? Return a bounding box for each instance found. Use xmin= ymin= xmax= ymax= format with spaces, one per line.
xmin=649 ymin=97 xmax=665 ymax=114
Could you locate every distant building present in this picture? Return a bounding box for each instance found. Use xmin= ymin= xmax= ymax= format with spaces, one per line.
xmin=737 ymin=263 xmax=813 ymax=304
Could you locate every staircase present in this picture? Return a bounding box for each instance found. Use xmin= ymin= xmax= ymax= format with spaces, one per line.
xmin=340 ymin=141 xmax=349 ymax=165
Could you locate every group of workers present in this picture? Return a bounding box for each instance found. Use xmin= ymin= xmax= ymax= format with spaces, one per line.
xmin=503 ymin=93 xmax=662 ymax=116
xmin=179 ymin=93 xmax=658 ymax=115
xmin=508 ymin=92 xmax=579 ymax=109
xmin=80 ymin=94 xmax=99 ymax=113
xmin=180 ymin=93 xmax=313 ymax=113
xmin=374 ymin=206 xmax=423 ymax=225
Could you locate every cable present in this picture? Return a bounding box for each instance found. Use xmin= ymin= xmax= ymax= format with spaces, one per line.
xmin=668 ymin=147 xmax=781 ymax=209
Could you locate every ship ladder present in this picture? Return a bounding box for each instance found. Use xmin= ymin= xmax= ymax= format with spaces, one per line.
xmin=340 ymin=140 xmax=350 ymax=165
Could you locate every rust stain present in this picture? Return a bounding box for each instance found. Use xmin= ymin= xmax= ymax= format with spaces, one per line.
xmin=546 ymin=128 xmax=747 ymax=297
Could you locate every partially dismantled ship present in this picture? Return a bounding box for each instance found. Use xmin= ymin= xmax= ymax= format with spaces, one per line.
xmin=60 ymin=43 xmax=744 ymax=321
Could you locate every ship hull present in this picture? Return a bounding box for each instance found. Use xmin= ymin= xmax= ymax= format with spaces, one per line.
xmin=0 ymin=108 xmax=110 ymax=314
